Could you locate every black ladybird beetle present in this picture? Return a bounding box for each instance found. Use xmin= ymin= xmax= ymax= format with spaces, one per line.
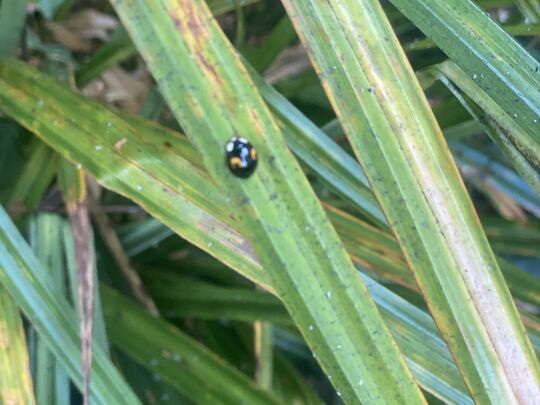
xmin=225 ymin=136 xmax=258 ymax=178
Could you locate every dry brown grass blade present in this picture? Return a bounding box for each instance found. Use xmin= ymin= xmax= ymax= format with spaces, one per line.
xmin=66 ymin=200 xmax=93 ymax=405
xmin=90 ymin=194 xmax=159 ymax=316
xmin=59 ymin=162 xmax=94 ymax=405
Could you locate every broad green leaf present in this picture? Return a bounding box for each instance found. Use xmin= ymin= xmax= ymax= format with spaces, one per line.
xmin=101 ymin=285 xmax=281 ymax=405
xmin=107 ymin=2 xmax=424 ymax=403
xmin=0 ymin=286 xmax=35 ymax=405
xmin=0 ymin=205 xmax=140 ymax=405
xmin=279 ymin=0 xmax=540 ymax=402
xmin=388 ymin=0 xmax=540 ymax=169
xmin=0 ymin=59 xmax=469 ymax=403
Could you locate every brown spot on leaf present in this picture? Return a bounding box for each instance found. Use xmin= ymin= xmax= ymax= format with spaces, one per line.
xmin=171 ymin=14 xmax=181 ymax=29
xmin=196 ymin=53 xmax=221 ymax=85
xmin=169 ymin=1 xmax=208 ymax=38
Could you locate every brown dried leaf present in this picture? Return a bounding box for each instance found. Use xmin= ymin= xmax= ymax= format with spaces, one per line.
xmin=46 ymin=9 xmax=118 ymax=52
xmin=82 ymin=65 xmax=151 ymax=113
xmin=66 ymin=201 xmax=94 ymax=405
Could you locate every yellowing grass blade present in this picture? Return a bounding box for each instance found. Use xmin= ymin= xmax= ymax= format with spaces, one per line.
xmin=279 ymin=0 xmax=540 ymax=402
xmin=0 ymin=286 xmax=35 ymax=405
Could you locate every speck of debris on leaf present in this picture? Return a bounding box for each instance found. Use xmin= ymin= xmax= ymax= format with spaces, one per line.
xmin=114 ymin=138 xmax=128 ymax=151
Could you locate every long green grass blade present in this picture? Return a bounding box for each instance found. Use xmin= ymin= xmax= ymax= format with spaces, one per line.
xmin=279 ymin=0 xmax=540 ymax=402
xmin=75 ymin=32 xmax=135 ymax=87
xmin=29 ymin=214 xmax=70 ymax=405
xmin=0 ymin=205 xmax=140 ymax=405
xmin=0 ymin=285 xmax=36 ymax=405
